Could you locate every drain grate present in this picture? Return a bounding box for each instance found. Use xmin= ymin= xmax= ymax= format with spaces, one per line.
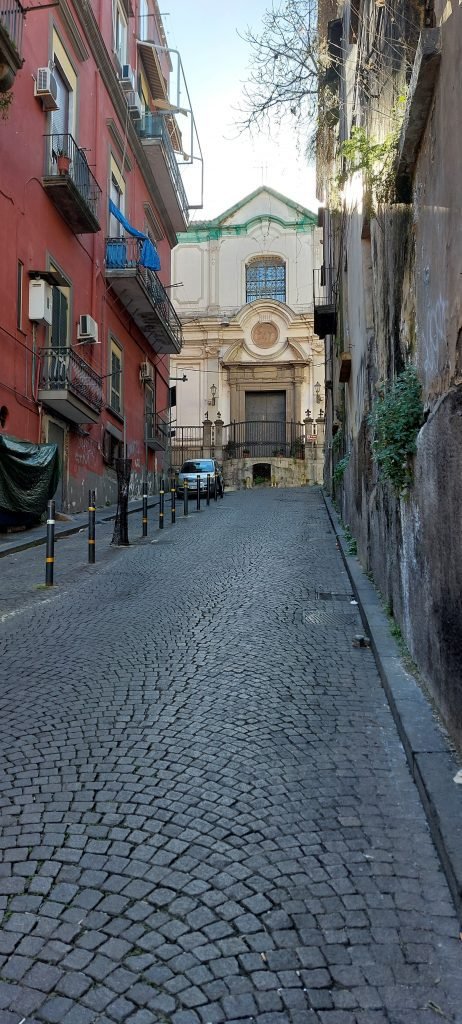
xmin=297 ymin=591 xmax=358 ymax=627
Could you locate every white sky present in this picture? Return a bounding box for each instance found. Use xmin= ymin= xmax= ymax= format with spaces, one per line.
xmin=165 ymin=1 xmax=318 ymax=221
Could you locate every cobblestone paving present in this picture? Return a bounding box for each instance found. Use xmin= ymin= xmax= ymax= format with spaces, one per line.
xmin=0 ymin=487 xmax=461 ymax=1024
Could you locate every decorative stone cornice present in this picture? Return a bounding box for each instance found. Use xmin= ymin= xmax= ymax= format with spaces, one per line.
xmin=106 ymin=119 xmax=133 ymax=171
xmin=58 ymin=0 xmax=89 ymax=61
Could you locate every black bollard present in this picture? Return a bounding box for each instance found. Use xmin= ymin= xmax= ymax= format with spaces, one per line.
xmin=45 ymin=499 xmax=55 ymax=586
xmin=214 ymin=472 xmax=218 ymax=502
xmin=206 ymin=473 xmax=211 ymax=506
xmin=171 ymin=477 xmax=176 ymax=524
xmin=142 ymin=477 xmax=148 ymax=537
xmin=159 ymin=477 xmax=164 ymax=529
xmin=88 ymin=489 xmax=96 ymax=563
xmin=183 ymin=478 xmax=188 ymax=516
xmin=196 ymin=474 xmax=201 ymax=511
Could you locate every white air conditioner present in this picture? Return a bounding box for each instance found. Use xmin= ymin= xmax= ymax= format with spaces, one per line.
xmin=140 ymin=361 xmax=154 ymax=383
xmin=29 ymin=280 xmax=53 ymax=325
xmin=77 ymin=314 xmax=99 ymax=344
xmin=126 ymin=90 xmax=144 ymax=120
xmin=35 ymin=68 xmax=59 ymax=111
xmin=119 ymin=64 xmax=136 ymax=91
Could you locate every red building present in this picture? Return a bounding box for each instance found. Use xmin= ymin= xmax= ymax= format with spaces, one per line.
xmin=0 ymin=0 xmax=197 ymax=511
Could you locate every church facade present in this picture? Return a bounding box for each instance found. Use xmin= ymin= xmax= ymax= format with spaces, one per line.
xmin=170 ymin=187 xmax=325 ymax=484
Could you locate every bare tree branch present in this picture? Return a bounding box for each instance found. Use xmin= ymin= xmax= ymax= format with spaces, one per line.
xmin=236 ymin=0 xmax=325 ymax=139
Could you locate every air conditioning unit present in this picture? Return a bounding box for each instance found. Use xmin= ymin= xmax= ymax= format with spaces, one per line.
xmin=119 ymin=64 xmax=136 ymax=91
xmin=29 ymin=279 xmax=53 ymax=325
xmin=35 ymin=67 xmax=59 ymax=111
xmin=140 ymin=360 xmax=154 ymax=382
xmin=77 ymin=314 xmax=99 ymax=344
xmin=126 ymin=90 xmax=144 ymax=120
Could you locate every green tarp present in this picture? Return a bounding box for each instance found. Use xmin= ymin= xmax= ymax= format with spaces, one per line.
xmin=0 ymin=434 xmax=60 ymax=524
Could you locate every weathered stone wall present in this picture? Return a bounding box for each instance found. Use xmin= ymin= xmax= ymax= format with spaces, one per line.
xmin=338 ymin=194 xmax=462 ymax=747
xmin=223 ymin=457 xmax=319 ymax=490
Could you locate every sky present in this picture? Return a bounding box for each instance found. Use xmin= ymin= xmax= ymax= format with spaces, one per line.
xmin=165 ymin=0 xmax=318 ymax=221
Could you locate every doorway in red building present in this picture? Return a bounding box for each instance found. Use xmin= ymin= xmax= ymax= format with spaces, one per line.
xmin=47 ymin=420 xmax=65 ymax=512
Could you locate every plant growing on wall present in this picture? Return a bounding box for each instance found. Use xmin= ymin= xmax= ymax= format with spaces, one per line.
xmin=333 ymin=451 xmax=350 ymax=484
xmin=337 ymin=100 xmax=406 ymax=208
xmin=0 ymin=91 xmax=13 ymax=119
xmin=368 ymin=366 xmax=423 ymax=494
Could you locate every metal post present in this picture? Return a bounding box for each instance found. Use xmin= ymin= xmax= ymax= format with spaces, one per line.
xmin=159 ymin=477 xmax=164 ymax=529
xmin=206 ymin=473 xmax=210 ymax=505
xmin=184 ymin=478 xmax=188 ymax=515
xmin=45 ymin=499 xmax=55 ymax=586
xmin=142 ymin=477 xmax=148 ymax=537
xmin=214 ymin=471 xmax=218 ymax=502
xmin=171 ymin=476 xmax=176 ymax=524
xmin=88 ymin=489 xmax=96 ymax=563
xmin=196 ymin=473 xmax=201 ymax=511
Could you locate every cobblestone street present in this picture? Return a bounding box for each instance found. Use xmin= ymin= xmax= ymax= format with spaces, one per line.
xmin=0 ymin=487 xmax=461 ymax=1024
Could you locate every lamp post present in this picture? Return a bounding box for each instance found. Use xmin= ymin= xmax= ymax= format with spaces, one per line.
xmin=210 ymin=383 xmax=217 ymax=406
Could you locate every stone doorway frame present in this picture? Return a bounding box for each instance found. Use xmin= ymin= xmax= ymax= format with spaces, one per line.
xmin=224 ymin=361 xmax=308 ymax=424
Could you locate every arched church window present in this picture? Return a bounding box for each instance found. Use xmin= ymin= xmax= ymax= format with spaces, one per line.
xmin=245 ymin=256 xmax=286 ymax=303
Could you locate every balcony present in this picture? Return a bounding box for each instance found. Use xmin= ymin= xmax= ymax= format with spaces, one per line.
xmin=42 ymin=134 xmax=102 ymax=234
xmin=145 ymin=410 xmax=169 ymax=451
xmin=105 ymin=236 xmax=183 ymax=355
xmin=0 ymin=0 xmax=24 ymax=92
xmin=38 ymin=347 xmax=103 ymax=424
xmin=138 ymin=113 xmax=189 ymax=232
xmin=313 ymin=266 xmax=337 ymax=339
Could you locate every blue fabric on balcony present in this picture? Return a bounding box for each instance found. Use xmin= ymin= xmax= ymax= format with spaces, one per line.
xmin=109 ymin=200 xmax=161 ymax=271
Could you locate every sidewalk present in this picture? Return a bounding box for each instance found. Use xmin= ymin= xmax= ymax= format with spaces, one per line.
xmin=323 ymin=491 xmax=462 ymax=922
xmin=0 ymin=495 xmax=162 ymax=558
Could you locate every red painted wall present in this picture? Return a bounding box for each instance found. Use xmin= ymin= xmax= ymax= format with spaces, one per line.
xmin=0 ymin=0 xmax=181 ymax=512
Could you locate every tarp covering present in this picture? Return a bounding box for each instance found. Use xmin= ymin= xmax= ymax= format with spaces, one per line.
xmin=0 ymin=434 xmax=60 ymax=523
xmin=108 ymin=200 xmax=161 ymax=270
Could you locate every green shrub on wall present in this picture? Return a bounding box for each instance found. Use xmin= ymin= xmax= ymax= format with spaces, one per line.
xmin=333 ymin=452 xmax=350 ymax=484
xmin=368 ymin=366 xmax=423 ymax=494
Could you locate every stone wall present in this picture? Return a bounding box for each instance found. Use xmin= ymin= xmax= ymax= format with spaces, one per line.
xmin=223 ymin=451 xmax=323 ymax=490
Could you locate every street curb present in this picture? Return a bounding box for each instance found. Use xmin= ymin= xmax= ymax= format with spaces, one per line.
xmin=0 ymin=499 xmax=161 ymax=559
xmin=322 ymin=491 xmax=462 ymax=922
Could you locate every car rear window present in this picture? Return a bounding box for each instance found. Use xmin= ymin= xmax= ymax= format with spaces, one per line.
xmin=181 ymin=461 xmax=215 ymax=472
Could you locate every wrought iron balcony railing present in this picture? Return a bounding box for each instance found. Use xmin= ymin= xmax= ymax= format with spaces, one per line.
xmin=43 ymin=133 xmax=102 ymax=232
xmin=222 ymin=421 xmax=306 ymax=459
xmin=145 ymin=410 xmax=170 ymax=449
xmin=138 ymin=113 xmax=189 ymax=221
xmin=0 ymin=0 xmax=24 ymax=63
xmin=40 ymin=347 xmax=103 ymax=414
xmin=105 ymin=236 xmax=183 ymax=353
xmin=313 ymin=266 xmax=337 ymax=339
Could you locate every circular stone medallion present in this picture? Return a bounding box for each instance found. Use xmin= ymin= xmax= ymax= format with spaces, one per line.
xmin=251 ymin=321 xmax=279 ymax=349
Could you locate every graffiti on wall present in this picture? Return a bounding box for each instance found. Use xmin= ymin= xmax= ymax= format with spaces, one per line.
xmin=72 ymin=433 xmax=99 ymax=474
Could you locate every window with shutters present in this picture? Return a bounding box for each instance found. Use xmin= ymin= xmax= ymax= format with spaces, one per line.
xmin=139 ymin=0 xmax=149 ymax=41
xmin=113 ymin=0 xmax=127 ymax=65
xmin=109 ymin=338 xmax=123 ymax=415
xmin=17 ymin=261 xmax=23 ymax=331
xmin=51 ymin=60 xmax=73 ymax=161
xmin=245 ymin=257 xmax=286 ymax=304
xmin=109 ymin=162 xmax=125 ymax=237
xmin=145 ymin=381 xmax=155 ymax=438
xmin=103 ymin=430 xmax=124 ymax=467
xmin=50 ymin=285 xmax=69 ymax=350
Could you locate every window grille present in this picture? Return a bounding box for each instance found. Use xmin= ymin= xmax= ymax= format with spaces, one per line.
xmin=246 ymin=257 xmax=286 ymax=303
